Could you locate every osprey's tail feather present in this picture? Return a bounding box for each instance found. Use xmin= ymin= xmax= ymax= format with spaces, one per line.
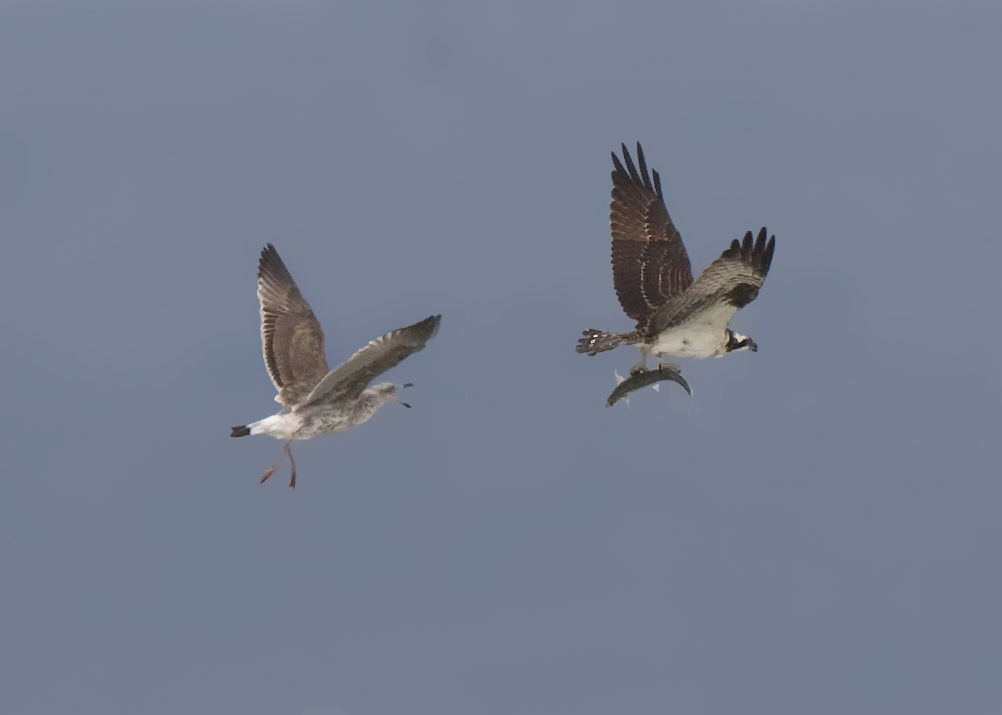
xmin=576 ymin=329 xmax=642 ymax=356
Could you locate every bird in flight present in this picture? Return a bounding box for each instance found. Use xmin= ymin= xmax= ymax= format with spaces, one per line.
xmin=577 ymin=142 xmax=775 ymax=393
xmin=231 ymin=244 xmax=441 ymax=489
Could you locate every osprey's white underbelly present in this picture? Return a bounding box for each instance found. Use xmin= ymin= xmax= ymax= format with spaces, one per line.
xmin=647 ymin=303 xmax=737 ymax=358
xmin=648 ymin=325 xmax=726 ymax=358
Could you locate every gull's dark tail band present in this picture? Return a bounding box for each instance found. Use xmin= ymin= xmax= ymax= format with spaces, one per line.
xmin=230 ymin=425 xmax=251 ymax=437
xmin=576 ymin=329 xmax=641 ymax=356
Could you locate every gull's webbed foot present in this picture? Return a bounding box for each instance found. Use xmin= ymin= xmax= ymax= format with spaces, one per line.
xmin=260 ymin=464 xmax=279 ymax=484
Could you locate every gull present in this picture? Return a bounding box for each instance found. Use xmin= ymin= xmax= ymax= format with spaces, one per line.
xmin=231 ymin=244 xmax=441 ymax=489
xmin=577 ymin=142 xmax=775 ymax=383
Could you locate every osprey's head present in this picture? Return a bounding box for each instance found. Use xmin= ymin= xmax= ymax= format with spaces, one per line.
xmin=724 ymin=329 xmax=757 ymax=354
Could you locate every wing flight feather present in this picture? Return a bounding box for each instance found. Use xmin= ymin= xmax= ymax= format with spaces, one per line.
xmin=299 ymin=315 xmax=441 ymax=408
xmin=650 ymin=227 xmax=775 ymax=334
xmin=609 ymin=142 xmax=693 ymax=329
xmin=257 ymin=244 xmax=330 ymax=406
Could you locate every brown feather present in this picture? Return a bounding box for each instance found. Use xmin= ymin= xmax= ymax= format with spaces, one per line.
xmin=256 ymin=244 xmax=330 ymax=406
xmin=300 ymin=315 xmax=442 ymax=407
xmin=609 ymin=143 xmax=693 ymax=329
xmin=648 ymin=228 xmax=775 ymax=335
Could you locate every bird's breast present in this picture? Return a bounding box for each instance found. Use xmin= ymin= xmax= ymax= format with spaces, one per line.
xmin=649 ymin=324 xmax=727 ymax=358
xmin=296 ymin=399 xmax=381 ymax=436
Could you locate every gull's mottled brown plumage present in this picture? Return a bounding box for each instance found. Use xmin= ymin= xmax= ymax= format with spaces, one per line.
xmin=233 ymin=244 xmax=441 ymax=489
xmin=257 ymin=244 xmax=329 ymax=406
xmin=301 ymin=315 xmax=441 ymax=407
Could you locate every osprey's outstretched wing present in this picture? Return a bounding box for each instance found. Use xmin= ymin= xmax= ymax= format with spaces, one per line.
xmin=650 ymin=227 xmax=775 ymax=335
xmin=610 ymin=142 xmax=693 ymax=331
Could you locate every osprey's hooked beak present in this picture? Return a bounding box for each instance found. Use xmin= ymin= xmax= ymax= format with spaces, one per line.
xmin=726 ymin=330 xmax=757 ymax=353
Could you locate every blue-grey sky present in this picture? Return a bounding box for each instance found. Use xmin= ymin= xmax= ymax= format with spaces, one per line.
xmin=3 ymin=2 xmax=1001 ymax=713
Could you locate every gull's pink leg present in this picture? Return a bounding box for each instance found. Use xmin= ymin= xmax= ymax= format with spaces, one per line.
xmin=286 ymin=442 xmax=297 ymax=490
xmin=260 ymin=444 xmax=288 ymax=484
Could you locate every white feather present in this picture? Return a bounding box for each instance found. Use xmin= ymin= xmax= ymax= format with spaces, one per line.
xmin=647 ymin=302 xmax=739 ymax=358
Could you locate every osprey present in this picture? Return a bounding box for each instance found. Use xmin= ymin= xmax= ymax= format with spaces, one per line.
xmin=231 ymin=244 xmax=441 ymax=489
xmin=577 ymin=142 xmax=775 ymax=378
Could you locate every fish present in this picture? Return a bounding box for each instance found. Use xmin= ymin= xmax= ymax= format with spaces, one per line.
xmin=605 ymin=364 xmax=691 ymax=407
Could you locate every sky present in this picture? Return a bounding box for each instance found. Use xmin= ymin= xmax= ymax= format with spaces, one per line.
xmin=2 ymin=1 xmax=1001 ymax=713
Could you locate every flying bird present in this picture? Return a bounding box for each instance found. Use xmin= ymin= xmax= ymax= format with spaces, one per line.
xmin=577 ymin=142 xmax=775 ymax=386
xmin=231 ymin=244 xmax=441 ymax=489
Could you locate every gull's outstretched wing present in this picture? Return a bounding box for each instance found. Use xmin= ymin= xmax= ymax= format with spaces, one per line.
xmin=610 ymin=142 xmax=693 ymax=330
xmin=650 ymin=227 xmax=775 ymax=335
xmin=298 ymin=314 xmax=441 ymax=408
xmin=257 ymin=244 xmax=330 ymax=406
